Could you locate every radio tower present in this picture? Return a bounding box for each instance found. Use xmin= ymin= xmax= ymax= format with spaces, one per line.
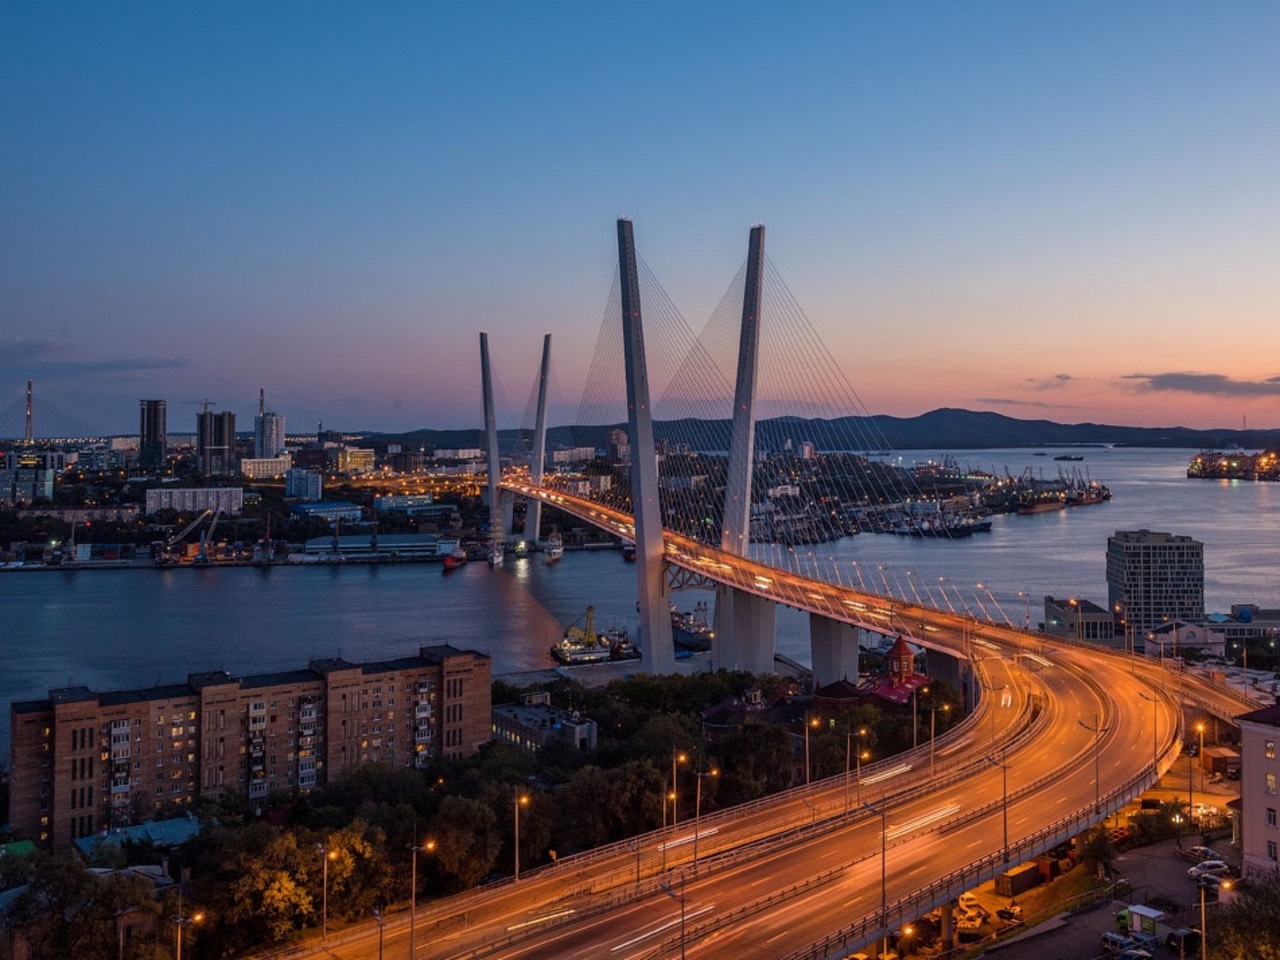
xmin=24 ymin=380 xmax=33 ymax=444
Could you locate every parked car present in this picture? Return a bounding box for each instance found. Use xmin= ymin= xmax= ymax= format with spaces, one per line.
xmin=1187 ymin=860 xmax=1231 ymax=878
xmin=1114 ymin=950 xmax=1152 ymax=960
xmin=996 ymin=903 xmax=1023 ymax=921
xmin=1181 ymin=845 xmax=1220 ymax=862
xmin=1192 ymin=803 xmax=1220 ymax=819
xmin=1101 ymin=931 xmax=1138 ymax=956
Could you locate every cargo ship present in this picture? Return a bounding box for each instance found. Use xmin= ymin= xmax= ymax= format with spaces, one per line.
xmin=550 ymin=605 xmax=640 ymax=665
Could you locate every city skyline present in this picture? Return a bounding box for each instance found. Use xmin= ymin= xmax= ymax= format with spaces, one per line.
xmin=4 ymin=3 xmax=1280 ymax=436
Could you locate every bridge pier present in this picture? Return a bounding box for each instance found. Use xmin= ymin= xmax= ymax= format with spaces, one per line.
xmin=479 ymin=332 xmax=504 ymax=553
xmin=713 ymin=586 xmax=776 ymax=675
xmin=527 ymin=333 xmax=551 ymax=545
xmin=809 ymin=614 xmax=860 ymax=687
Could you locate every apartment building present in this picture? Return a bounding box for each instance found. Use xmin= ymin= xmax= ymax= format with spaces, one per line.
xmin=8 ymin=645 xmax=490 ymax=849
xmin=1238 ymin=701 xmax=1280 ymax=878
xmin=1106 ymin=529 xmax=1204 ymax=635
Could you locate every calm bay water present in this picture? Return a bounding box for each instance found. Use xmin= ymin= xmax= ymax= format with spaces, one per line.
xmin=3 ymin=447 xmax=1278 ymax=756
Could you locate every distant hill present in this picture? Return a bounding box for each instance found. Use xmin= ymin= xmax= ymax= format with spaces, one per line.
xmin=370 ymin=408 xmax=1280 ymax=452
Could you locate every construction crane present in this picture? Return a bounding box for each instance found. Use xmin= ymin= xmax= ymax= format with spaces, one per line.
xmin=194 ymin=505 xmax=224 ymax=564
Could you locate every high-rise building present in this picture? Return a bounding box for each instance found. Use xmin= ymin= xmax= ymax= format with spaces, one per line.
xmin=286 ymin=468 xmax=323 ymax=501
xmin=138 ymin=399 xmax=167 ymax=471
xmin=1106 ymin=529 xmax=1204 ymax=635
xmin=8 ymin=644 xmax=491 ymax=849
xmin=196 ymin=409 xmax=236 ymax=475
xmin=253 ymin=388 xmax=286 ymax=459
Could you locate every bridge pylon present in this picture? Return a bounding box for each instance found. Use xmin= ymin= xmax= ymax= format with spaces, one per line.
xmin=617 ymin=219 xmax=676 ymax=673
xmin=479 ymin=332 xmax=506 ymax=561
xmin=714 ymin=224 xmax=777 ymax=675
xmin=527 ymin=333 xmax=552 ymax=546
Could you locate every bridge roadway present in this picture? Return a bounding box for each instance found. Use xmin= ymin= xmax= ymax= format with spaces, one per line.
xmin=271 ymin=488 xmax=1261 ymax=960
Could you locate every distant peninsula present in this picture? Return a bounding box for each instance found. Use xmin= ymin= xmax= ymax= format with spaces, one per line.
xmin=373 ymin=407 xmax=1280 ymax=452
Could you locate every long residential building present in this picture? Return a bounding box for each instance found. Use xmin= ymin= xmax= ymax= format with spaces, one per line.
xmin=9 ymin=645 xmax=490 ymax=850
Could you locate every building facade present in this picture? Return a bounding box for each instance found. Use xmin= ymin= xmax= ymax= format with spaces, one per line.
xmin=195 ymin=409 xmax=237 ymax=475
xmin=138 ymin=400 xmax=167 ymax=472
xmin=8 ymin=645 xmax=490 ymax=850
xmin=285 ymin=468 xmax=323 ymax=500
xmin=240 ymin=455 xmax=292 ymax=479
xmin=144 ymin=487 xmax=244 ymax=516
xmin=1106 ymin=529 xmax=1204 ymax=635
xmin=1237 ymin=702 xmax=1280 ymax=878
xmin=1042 ymin=596 xmax=1119 ymax=645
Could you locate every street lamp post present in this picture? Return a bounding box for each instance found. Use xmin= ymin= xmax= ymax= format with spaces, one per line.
xmin=929 ymin=703 xmax=951 ymax=776
xmin=804 ymin=716 xmax=819 ymax=785
xmin=662 ymin=786 xmax=675 ymax=871
xmin=372 ymin=906 xmax=385 ymax=960
xmin=844 ymin=726 xmax=868 ymax=813
xmin=514 ymin=794 xmax=529 ymax=881
xmin=1191 ymin=722 xmax=1205 ymax=826
xmin=1200 ymin=879 xmax=1231 ymax=960
xmin=173 ymin=891 xmax=203 ymax=960
xmin=318 ymin=843 xmax=337 ymax=944
xmin=692 ymin=768 xmax=718 ymax=867
xmin=409 ymin=838 xmax=435 ymax=960
xmin=1079 ymin=713 xmax=1111 ymax=814
xmin=1138 ymin=690 xmax=1160 ymax=775
xmin=986 ymin=752 xmax=1010 ymax=862
xmin=671 ymin=751 xmax=687 ymax=825
xmin=912 ymin=686 xmax=929 ymax=750
xmin=863 ymin=800 xmax=888 ymax=954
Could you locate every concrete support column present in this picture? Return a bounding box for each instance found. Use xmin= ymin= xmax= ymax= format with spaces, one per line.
xmin=617 ymin=219 xmax=675 ymax=673
xmin=713 ymin=585 xmax=776 ymax=675
xmin=809 ymin=614 xmax=859 ymax=688
xmin=479 ymin=332 xmax=503 ymax=549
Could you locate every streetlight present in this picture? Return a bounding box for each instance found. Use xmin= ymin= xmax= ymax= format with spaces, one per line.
xmin=845 ymin=726 xmax=868 ymax=813
xmin=1201 ymin=879 xmax=1231 ymax=960
xmin=372 ymin=906 xmax=385 ymax=960
xmin=409 ymin=837 xmax=436 ymax=960
xmin=671 ymin=751 xmax=687 ymax=825
xmin=173 ymin=891 xmax=203 ymax=960
xmin=1137 ymin=690 xmax=1160 ymax=775
xmin=929 ymin=703 xmax=951 ymax=776
xmin=1068 ymin=598 xmax=1082 ymax=642
xmin=804 ymin=715 xmax=820 ymax=785
xmin=1079 ymin=713 xmax=1111 ymax=813
xmin=863 ymin=800 xmax=889 ymax=955
xmin=513 ymin=794 xmax=530 ymax=880
xmin=986 ymin=751 xmax=1010 ymax=862
xmin=1191 ymin=722 xmax=1205 ymax=827
xmin=912 ymin=686 xmax=930 ymax=750
xmin=661 ymin=785 xmax=676 ymax=870
xmin=318 ymin=843 xmax=337 ymax=944
xmin=692 ymin=767 xmax=719 ymax=867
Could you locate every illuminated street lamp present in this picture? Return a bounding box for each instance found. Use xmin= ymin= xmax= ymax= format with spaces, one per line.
xmin=845 ymin=726 xmax=868 ymax=813
xmin=863 ymin=800 xmax=889 ymax=954
xmin=1201 ymin=879 xmax=1231 ymax=960
xmin=1137 ymin=689 xmax=1160 ymax=774
xmin=1190 ymin=722 xmax=1206 ymax=827
xmin=986 ymin=751 xmax=1010 ymax=862
xmin=692 ymin=767 xmax=719 ymax=867
xmin=173 ymin=891 xmax=203 ymax=960
xmin=671 ymin=751 xmax=687 ymax=825
xmin=317 ymin=843 xmax=338 ymax=943
xmin=804 ymin=715 xmax=820 ymax=785
xmin=929 ymin=703 xmax=951 ymax=776
xmin=661 ymin=785 xmax=676 ymax=870
xmin=514 ymin=794 xmax=530 ymax=881
xmin=409 ymin=837 xmax=436 ymax=960
xmin=911 ymin=686 xmax=930 ymax=750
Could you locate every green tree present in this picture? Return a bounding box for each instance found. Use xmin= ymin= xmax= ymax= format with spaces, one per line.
xmin=1213 ymin=869 xmax=1280 ymax=959
xmin=429 ymin=795 xmax=500 ymax=890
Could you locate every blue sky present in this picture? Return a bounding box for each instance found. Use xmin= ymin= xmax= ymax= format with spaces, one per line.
xmin=3 ymin=2 xmax=1279 ymax=436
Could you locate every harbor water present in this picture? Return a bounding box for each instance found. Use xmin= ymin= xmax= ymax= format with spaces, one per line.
xmin=3 ymin=447 xmax=1279 ymax=758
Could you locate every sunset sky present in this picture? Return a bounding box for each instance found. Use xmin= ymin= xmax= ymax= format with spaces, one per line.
xmin=3 ymin=2 xmax=1279 ymax=437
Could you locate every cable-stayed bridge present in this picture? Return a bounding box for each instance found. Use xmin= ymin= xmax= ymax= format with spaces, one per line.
xmin=280 ymin=222 xmax=1263 ymax=960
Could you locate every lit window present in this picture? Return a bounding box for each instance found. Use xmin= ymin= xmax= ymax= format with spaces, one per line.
xmin=1268 ymin=773 xmax=1278 ymax=796
xmin=1268 ymin=741 xmax=1277 ymax=759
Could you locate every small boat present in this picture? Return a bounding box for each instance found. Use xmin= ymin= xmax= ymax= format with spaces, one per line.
xmin=543 ymin=532 xmax=563 ymax=564
xmin=621 ymin=542 xmax=636 ymax=562
xmin=671 ymin=601 xmax=714 ymax=652
xmin=487 ymin=541 xmax=504 ymax=567
xmin=1053 ymin=454 xmax=1084 ymax=461
xmin=442 ymin=549 xmax=467 ymax=571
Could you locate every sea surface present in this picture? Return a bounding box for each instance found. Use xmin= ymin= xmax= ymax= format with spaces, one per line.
xmin=3 ymin=447 xmax=1278 ymax=758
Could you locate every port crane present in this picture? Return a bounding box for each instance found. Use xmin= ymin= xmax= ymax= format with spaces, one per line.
xmin=194 ymin=506 xmax=224 ymax=564
xmin=156 ymin=509 xmax=213 ymax=563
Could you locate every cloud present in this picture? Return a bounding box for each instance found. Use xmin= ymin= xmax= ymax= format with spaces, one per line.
xmin=1122 ymin=372 xmax=1280 ymax=397
xmin=0 ymin=337 xmax=189 ymax=380
xmin=974 ymin=397 xmax=1080 ymax=410
xmin=1023 ymin=373 xmax=1075 ymax=391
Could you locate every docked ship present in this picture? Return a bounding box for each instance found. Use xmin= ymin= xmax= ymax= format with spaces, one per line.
xmin=442 ymin=548 xmax=467 ymax=571
xmin=671 ymin=601 xmax=714 ymax=651
xmin=550 ymin=605 xmax=641 ymax=665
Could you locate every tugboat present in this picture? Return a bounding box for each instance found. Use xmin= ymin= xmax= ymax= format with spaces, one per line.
xmin=551 ymin=605 xmax=641 ymax=665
